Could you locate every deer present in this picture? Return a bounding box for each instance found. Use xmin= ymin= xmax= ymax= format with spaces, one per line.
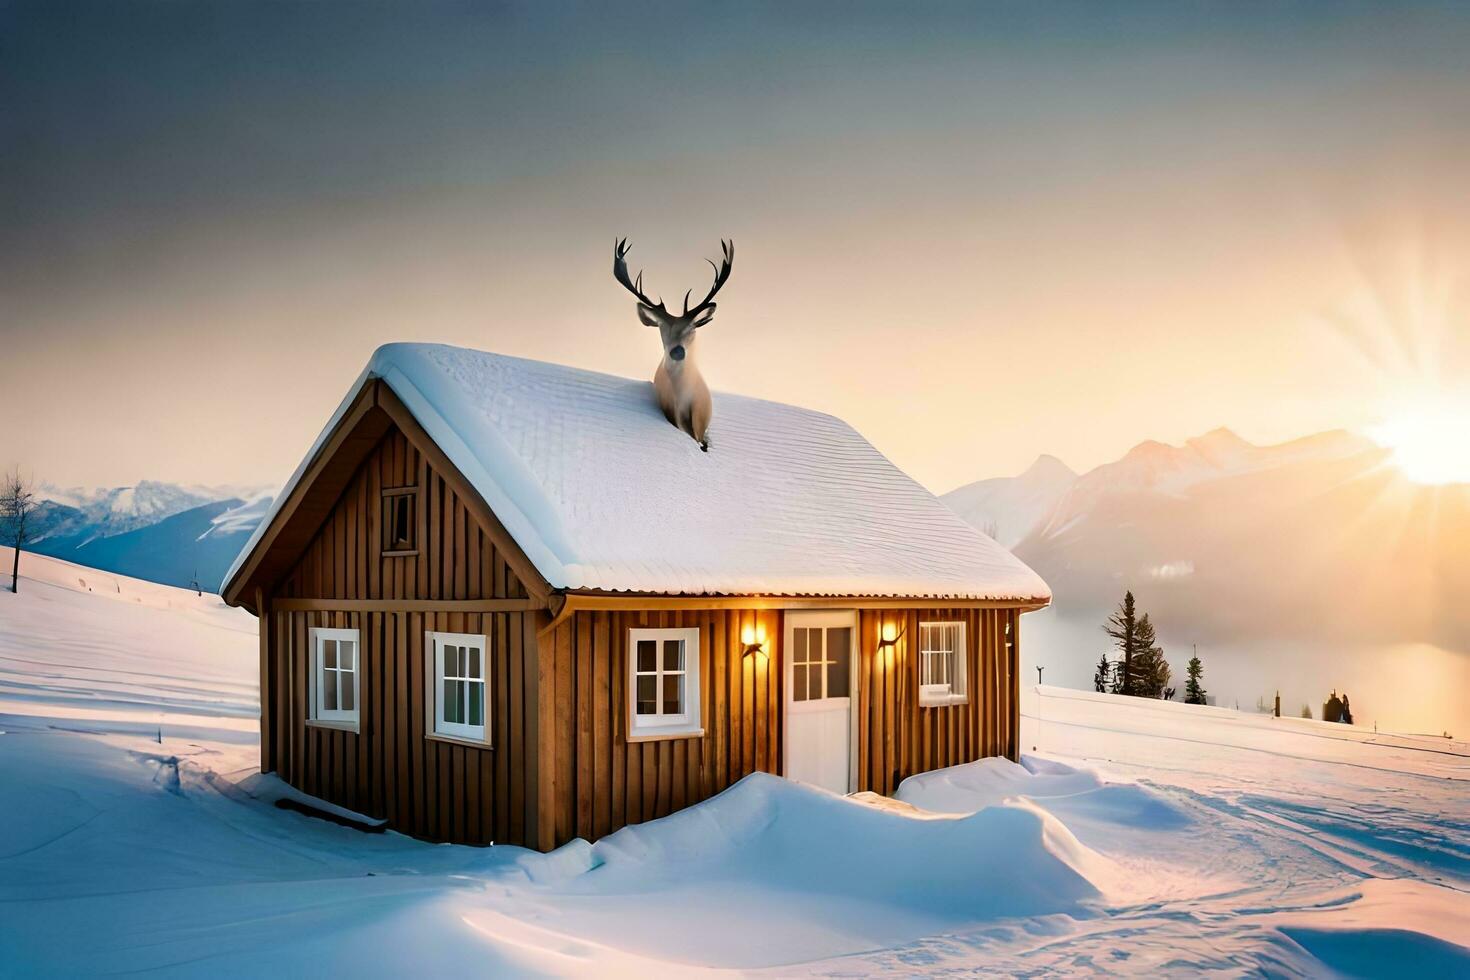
xmin=613 ymin=238 xmax=734 ymax=451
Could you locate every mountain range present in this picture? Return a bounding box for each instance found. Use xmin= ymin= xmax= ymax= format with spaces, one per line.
xmin=30 ymin=482 xmax=272 ymax=592
xmin=943 ymin=428 xmax=1470 ymax=731
xmin=944 ymin=427 xmax=1470 ymax=647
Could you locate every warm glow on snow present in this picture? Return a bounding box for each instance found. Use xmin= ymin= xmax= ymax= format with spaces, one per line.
xmin=1370 ymin=400 xmax=1470 ymax=485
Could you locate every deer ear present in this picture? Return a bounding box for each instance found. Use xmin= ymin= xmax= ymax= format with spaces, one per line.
xmin=637 ymin=303 xmax=665 ymax=328
xmin=690 ymin=303 xmax=716 ymax=328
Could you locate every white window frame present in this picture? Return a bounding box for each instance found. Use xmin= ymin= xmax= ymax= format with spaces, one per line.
xmin=919 ymin=621 xmax=968 ymax=707
xmin=309 ymin=627 xmax=361 ymax=730
xmin=428 ymin=631 xmax=490 ymax=745
xmin=627 ymin=627 xmax=703 ymax=740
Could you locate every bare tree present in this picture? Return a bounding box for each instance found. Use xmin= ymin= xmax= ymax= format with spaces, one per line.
xmin=1 ymin=468 xmax=37 ymax=594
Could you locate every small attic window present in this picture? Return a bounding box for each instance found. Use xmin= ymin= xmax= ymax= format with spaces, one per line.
xmin=382 ymin=486 xmax=417 ymax=555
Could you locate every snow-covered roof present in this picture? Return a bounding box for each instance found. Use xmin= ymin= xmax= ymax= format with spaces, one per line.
xmin=226 ymin=344 xmax=1050 ymax=602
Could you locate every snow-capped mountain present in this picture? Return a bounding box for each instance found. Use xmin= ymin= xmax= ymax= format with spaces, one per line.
xmin=29 ymin=481 xmax=273 ymax=592
xmin=945 ymin=428 xmax=1379 ymax=549
xmin=943 ymin=427 xmax=1470 ymax=652
xmin=34 ymin=481 xmax=269 ymax=544
xmin=204 ymin=492 xmax=274 ymax=539
xmin=943 ymin=454 xmax=1077 ymax=548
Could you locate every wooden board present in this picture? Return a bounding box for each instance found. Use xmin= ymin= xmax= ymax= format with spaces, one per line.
xmin=263 ymin=423 xmax=539 ymax=846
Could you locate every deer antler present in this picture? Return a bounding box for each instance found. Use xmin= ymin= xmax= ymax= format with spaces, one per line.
xmin=613 ymin=238 xmax=664 ymax=311
xmin=682 ymin=239 xmax=735 ymax=317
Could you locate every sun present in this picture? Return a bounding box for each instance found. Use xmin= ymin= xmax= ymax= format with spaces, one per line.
xmin=1368 ymin=400 xmax=1470 ymax=486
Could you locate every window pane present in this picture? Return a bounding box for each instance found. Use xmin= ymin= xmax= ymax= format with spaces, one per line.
xmin=662 ymin=673 xmax=683 ymax=715
xmin=323 ymin=673 xmax=338 ymax=711
xmin=396 ymin=495 xmax=411 ymax=545
xmin=636 ymin=675 xmax=657 ymax=714
xmin=827 ymin=628 xmax=850 ymax=698
xmin=636 ymin=640 xmax=657 ymax=673
xmin=809 ymin=628 xmax=824 ymax=665
xmin=792 ymin=662 xmax=807 ymax=701
xmin=339 ymin=641 xmax=355 ymax=672
xmin=341 ymin=676 xmax=354 ymax=711
xmin=663 ymin=639 xmax=683 ymax=672
xmin=444 ymin=680 xmax=464 ymax=723
xmin=792 ymin=628 xmax=807 ymax=666
xmin=468 ymin=681 xmax=483 ymax=726
xmin=322 ymin=639 xmax=336 ymax=670
xmin=466 ymin=646 xmax=480 ymax=679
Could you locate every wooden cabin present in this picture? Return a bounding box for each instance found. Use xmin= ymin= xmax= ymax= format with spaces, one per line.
xmin=221 ymin=344 xmax=1051 ymax=851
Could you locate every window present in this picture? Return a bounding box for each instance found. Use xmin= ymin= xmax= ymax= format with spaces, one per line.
xmin=430 ymin=632 xmax=488 ymax=743
xmin=310 ymin=627 xmax=360 ymax=728
xmin=382 ymin=487 xmax=416 ymax=554
xmin=919 ymin=621 xmax=968 ymax=707
xmin=628 ymin=627 xmax=702 ymax=739
xmin=791 ymin=625 xmax=850 ymax=701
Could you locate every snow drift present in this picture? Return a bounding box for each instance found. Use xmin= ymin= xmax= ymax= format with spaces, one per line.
xmin=896 ymin=756 xmax=1192 ymax=832
xmin=504 ymin=771 xmax=1112 ymax=966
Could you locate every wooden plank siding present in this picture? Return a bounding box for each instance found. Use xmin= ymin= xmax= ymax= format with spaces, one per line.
xmin=275 ymin=429 xmax=530 ymax=605
xmin=262 ymin=424 xmax=540 ymax=846
xmin=267 ymin=607 xmax=535 ymax=844
xmin=856 ymin=607 xmax=1021 ymax=797
xmin=536 ymin=609 xmax=781 ymax=849
xmin=536 ymin=605 xmax=1023 ymax=849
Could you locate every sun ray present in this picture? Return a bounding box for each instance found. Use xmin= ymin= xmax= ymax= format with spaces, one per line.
xmin=1368 ymin=400 xmax=1470 ymax=486
xmin=1322 ymin=238 xmax=1470 ymax=488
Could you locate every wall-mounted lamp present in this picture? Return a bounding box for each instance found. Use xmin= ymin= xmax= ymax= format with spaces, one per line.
xmin=741 ymin=623 xmax=767 ymax=660
xmin=877 ymin=620 xmax=906 ymax=650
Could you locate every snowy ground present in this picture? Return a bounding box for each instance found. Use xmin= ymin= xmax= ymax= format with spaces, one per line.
xmin=1 ymin=548 xmax=1467 ymax=977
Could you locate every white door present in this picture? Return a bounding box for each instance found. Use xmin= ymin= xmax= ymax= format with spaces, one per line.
xmin=784 ymin=610 xmax=856 ymax=795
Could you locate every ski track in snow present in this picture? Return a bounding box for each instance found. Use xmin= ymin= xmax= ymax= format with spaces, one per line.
xmin=0 ymin=550 xmax=1466 ymax=976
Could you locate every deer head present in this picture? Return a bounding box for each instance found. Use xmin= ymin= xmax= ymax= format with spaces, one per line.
xmin=613 ymin=238 xmax=734 ymax=449
xmin=613 ymin=238 xmax=733 ymax=363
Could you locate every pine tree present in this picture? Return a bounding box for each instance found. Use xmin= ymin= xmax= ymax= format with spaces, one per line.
xmin=1103 ymin=592 xmax=1140 ymax=696
xmin=1323 ymin=691 xmax=1344 ymax=723
xmin=1184 ymin=653 xmax=1207 ymax=705
xmin=1094 ymin=654 xmax=1111 ymax=693
xmin=1301 ymin=704 xmax=1313 ymax=719
xmin=1340 ymin=694 xmax=1354 ymax=725
xmin=1132 ymin=614 xmax=1172 ymax=698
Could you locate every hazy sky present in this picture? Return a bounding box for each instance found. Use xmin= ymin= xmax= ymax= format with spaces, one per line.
xmin=5 ymin=1 xmax=1470 ymax=493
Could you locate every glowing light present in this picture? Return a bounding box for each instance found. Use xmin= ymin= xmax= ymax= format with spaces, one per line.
xmin=1369 ymin=401 xmax=1470 ymax=486
xmin=741 ymin=622 xmax=766 ymax=658
xmin=881 ymin=621 xmax=898 ymax=643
